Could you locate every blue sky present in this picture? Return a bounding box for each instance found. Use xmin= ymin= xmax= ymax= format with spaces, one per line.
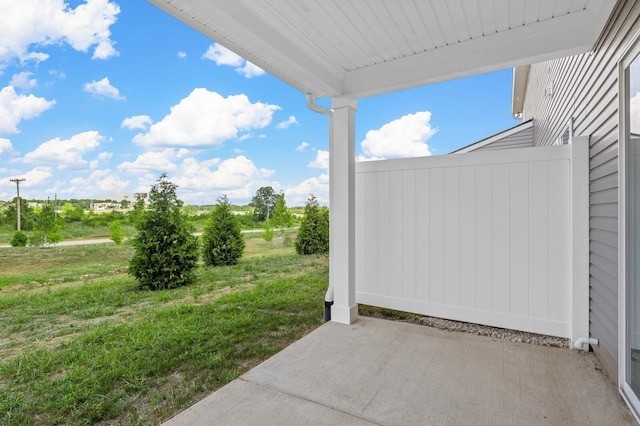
xmin=0 ymin=0 xmax=519 ymax=206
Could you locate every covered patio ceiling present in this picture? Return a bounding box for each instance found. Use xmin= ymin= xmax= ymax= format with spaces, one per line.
xmin=148 ymin=0 xmax=616 ymax=99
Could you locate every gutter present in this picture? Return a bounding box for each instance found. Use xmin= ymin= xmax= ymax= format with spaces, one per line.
xmin=512 ymin=65 xmax=530 ymax=119
xmin=305 ymin=93 xmax=334 ymax=322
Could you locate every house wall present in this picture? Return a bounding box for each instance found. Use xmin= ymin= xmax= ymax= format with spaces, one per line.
xmin=521 ymin=0 xmax=640 ymax=377
xmin=469 ymin=125 xmax=534 ymax=152
xmin=453 ymin=122 xmax=534 ymax=153
xmin=355 ymin=145 xmax=573 ymax=338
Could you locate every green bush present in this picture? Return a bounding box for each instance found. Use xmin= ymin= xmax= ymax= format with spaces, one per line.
xmin=202 ymin=195 xmax=245 ymax=266
xmin=29 ymin=230 xmax=45 ymax=247
xmin=128 ymin=174 xmax=199 ymax=290
xmin=234 ymin=212 xmax=259 ymax=229
xmin=262 ymin=218 xmax=274 ymax=241
xmin=9 ymin=231 xmax=28 ymax=247
xmin=110 ymin=220 xmax=123 ymax=245
xmin=295 ymin=195 xmax=329 ymax=255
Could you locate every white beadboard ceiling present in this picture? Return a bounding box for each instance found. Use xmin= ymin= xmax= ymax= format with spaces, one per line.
xmin=148 ymin=0 xmax=617 ymax=99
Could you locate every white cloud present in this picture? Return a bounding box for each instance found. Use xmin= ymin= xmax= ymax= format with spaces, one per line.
xmin=308 ymin=149 xmax=329 ymax=169
xmin=23 ymin=130 xmax=103 ymax=170
xmin=89 ymin=151 xmax=112 ymax=169
xmin=276 ymin=115 xmax=298 ymax=129
xmin=0 ymin=85 xmax=55 ymax=134
xmin=177 ymin=51 xmax=187 ymax=59
xmin=117 ymin=148 xmax=192 ymax=174
xmin=121 ymin=115 xmax=152 ymax=130
xmin=65 ymin=169 xmax=129 ymax=199
xmin=296 ymin=141 xmax=310 ymax=152
xmin=83 ymin=77 xmax=125 ymax=100
xmin=4 ymin=166 xmax=53 ymax=188
xmin=359 ymin=111 xmax=436 ymax=161
xmin=173 ymin=155 xmax=273 ymax=192
xmin=237 ymin=134 xmax=253 ymax=142
xmin=0 ymin=0 xmax=120 ymax=65
xmin=97 ymin=151 xmax=112 ymax=161
xmin=10 ymin=72 xmax=37 ymax=89
xmin=202 ymin=43 xmax=265 ymax=78
xmin=133 ymin=88 xmax=279 ymax=148
xmin=202 ymin=43 xmax=243 ymax=66
xmin=236 ymin=61 xmax=265 ymax=78
xmin=92 ymin=39 xmax=118 ymax=60
xmin=0 ymin=138 xmax=13 ymax=155
xmin=120 ymin=153 xmax=274 ymax=203
xmin=285 ymin=173 xmax=329 ymax=206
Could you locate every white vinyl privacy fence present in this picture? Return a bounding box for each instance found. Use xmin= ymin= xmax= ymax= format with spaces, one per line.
xmin=355 ymin=141 xmax=589 ymax=340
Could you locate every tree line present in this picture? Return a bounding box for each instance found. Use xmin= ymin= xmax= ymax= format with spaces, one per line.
xmin=129 ymin=174 xmax=329 ymax=291
xmin=7 ymin=174 xmax=330 ymax=292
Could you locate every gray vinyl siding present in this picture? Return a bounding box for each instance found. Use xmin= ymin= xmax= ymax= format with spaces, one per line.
xmin=472 ymin=125 xmax=534 ymax=151
xmin=452 ymin=122 xmax=533 ymax=153
xmin=522 ymin=0 xmax=640 ymax=370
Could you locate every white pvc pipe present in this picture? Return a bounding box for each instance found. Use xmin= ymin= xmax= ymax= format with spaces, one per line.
xmin=573 ymin=336 xmax=599 ymax=351
xmin=306 ymin=93 xmax=334 ymax=320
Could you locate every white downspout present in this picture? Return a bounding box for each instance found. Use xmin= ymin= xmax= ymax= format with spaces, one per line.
xmin=573 ymin=337 xmax=599 ymax=351
xmin=306 ymin=93 xmax=334 ymax=321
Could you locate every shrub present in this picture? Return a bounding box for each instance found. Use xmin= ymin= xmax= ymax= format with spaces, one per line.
xmin=202 ymin=195 xmax=245 ymax=266
xmin=10 ymin=231 xmax=28 ymax=247
xmin=295 ymin=195 xmax=329 ymax=255
xmin=271 ymin=193 xmax=293 ymax=230
xmin=47 ymin=229 xmax=63 ymax=245
xmin=128 ymin=174 xmax=199 ymax=290
xmin=110 ymin=220 xmax=123 ymax=245
xmin=262 ymin=218 xmax=274 ymax=241
xmin=29 ymin=230 xmax=45 ymax=247
xmin=234 ymin=212 xmax=259 ymax=229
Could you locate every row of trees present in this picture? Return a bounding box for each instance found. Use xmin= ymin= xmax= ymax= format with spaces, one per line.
xmin=2 ymin=189 xmax=301 ymax=233
xmin=129 ymin=174 xmax=329 ymax=291
xmin=9 ymin=200 xmax=64 ymax=246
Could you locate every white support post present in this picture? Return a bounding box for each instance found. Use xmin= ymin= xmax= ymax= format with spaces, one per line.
xmin=571 ymin=136 xmax=590 ymax=348
xmin=330 ymin=96 xmax=358 ymax=324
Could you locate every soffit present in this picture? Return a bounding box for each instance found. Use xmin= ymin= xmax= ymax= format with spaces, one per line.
xmin=148 ymin=0 xmax=617 ymax=99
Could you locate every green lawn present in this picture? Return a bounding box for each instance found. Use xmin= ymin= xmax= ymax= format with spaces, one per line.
xmin=0 ymin=238 xmax=327 ymax=425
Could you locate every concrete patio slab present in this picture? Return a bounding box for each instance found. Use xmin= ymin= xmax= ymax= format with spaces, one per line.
xmin=164 ymin=316 xmax=636 ymax=425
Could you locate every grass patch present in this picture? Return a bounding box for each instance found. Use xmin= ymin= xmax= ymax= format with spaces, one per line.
xmin=0 ymin=238 xmax=327 ymax=425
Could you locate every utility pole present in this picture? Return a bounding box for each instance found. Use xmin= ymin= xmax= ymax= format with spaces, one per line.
xmin=10 ymin=178 xmax=26 ymax=231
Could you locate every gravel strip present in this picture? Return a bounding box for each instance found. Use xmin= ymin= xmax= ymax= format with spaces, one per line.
xmin=416 ymin=316 xmax=569 ymax=348
xmin=363 ymin=311 xmax=569 ymax=349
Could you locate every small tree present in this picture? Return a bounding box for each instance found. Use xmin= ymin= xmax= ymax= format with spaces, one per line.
xmin=202 ymin=195 xmax=245 ymax=266
xmin=262 ymin=218 xmax=274 ymax=242
xmin=271 ymin=193 xmax=293 ymax=230
xmin=295 ymin=194 xmax=329 ymax=255
xmin=110 ymin=220 xmax=123 ymax=245
xmin=128 ymin=195 xmax=145 ymax=227
xmin=250 ymin=186 xmax=278 ymax=221
xmin=10 ymin=231 xmax=28 ymax=247
xmin=34 ymin=201 xmax=62 ymax=245
xmin=128 ymin=174 xmax=199 ymax=290
xmin=271 ymin=193 xmax=293 ymax=247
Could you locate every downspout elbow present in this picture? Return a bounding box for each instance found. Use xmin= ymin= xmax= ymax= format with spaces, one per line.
xmin=573 ymin=336 xmax=599 ymax=351
xmin=306 ymin=93 xmax=333 ymax=118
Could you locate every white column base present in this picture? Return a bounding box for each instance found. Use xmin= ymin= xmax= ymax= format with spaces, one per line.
xmin=331 ymin=303 xmax=359 ymax=324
